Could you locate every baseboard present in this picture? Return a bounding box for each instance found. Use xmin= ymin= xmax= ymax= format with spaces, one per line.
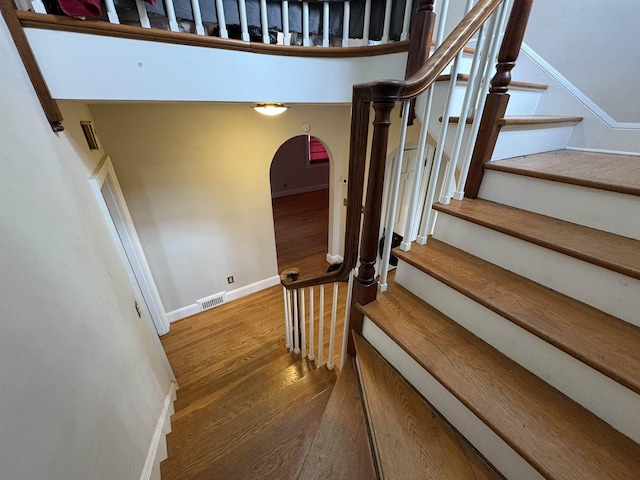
xmin=167 ymin=276 xmax=281 ymax=323
xmin=166 ymin=303 xmax=200 ymax=323
xmin=140 ymin=382 xmax=177 ymax=480
xmin=271 ymin=184 xmax=329 ymax=199
xmin=326 ymin=253 xmax=343 ymax=264
xmin=565 ymin=146 xmax=640 ymax=157
xmin=225 ymin=275 xmax=280 ymax=303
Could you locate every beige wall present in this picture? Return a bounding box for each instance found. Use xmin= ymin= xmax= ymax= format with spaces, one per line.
xmin=90 ymin=102 xmax=419 ymax=314
xmin=0 ymin=17 xmax=173 ymax=480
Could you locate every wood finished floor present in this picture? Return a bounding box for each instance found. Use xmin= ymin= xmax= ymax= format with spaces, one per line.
xmin=161 ymin=190 xmax=349 ymax=479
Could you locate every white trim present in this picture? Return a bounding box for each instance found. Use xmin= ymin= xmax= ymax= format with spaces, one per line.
xmin=89 ymin=156 xmax=170 ymax=335
xmin=520 ymin=43 xmax=640 ymax=130
xmin=140 ymin=382 xmax=177 ymax=480
xmin=565 ymin=146 xmax=640 ymax=157
xmin=225 ymin=275 xmax=280 ymax=303
xmin=270 ymin=184 xmax=329 ymax=199
xmin=167 ymin=276 xmax=281 ymax=322
xmin=326 ymin=253 xmax=343 ymax=264
xmin=166 ymin=303 xmax=201 ymax=323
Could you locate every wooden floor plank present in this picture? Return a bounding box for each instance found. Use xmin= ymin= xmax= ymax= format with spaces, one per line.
xmin=298 ymin=356 xmax=377 ymax=480
xmin=359 ymin=284 xmax=640 ymax=480
xmin=433 ymin=197 xmax=640 ymax=279
xmin=189 ymin=388 xmax=332 ymax=480
xmin=486 ymin=149 xmax=640 ymax=196
xmin=394 ymin=238 xmax=640 ymax=395
xmin=354 ymin=333 xmax=502 ymax=480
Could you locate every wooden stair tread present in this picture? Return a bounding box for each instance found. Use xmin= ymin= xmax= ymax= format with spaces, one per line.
xmin=353 ymin=333 xmax=501 ymax=480
xmin=487 ymin=149 xmax=640 ymax=196
xmin=393 ymin=238 xmax=640 ymax=395
xmin=446 ymin=115 xmax=582 ymax=125
xmin=437 ymin=73 xmax=548 ymax=90
xmin=298 ymin=356 xmax=376 ymax=480
xmin=358 ymin=284 xmax=640 ymax=480
xmin=433 ymin=197 xmax=640 ymax=280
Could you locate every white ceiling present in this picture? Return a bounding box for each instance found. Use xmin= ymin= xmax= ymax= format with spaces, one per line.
xmin=524 ymin=0 xmax=640 ymax=123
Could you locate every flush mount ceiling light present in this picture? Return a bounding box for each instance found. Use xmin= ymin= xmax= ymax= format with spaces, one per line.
xmin=253 ymin=103 xmax=289 ymax=116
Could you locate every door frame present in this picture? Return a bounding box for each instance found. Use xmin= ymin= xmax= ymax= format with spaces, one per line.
xmin=89 ymin=155 xmax=170 ymax=335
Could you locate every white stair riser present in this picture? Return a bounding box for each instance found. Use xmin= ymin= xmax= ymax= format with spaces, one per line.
xmin=479 ymin=170 xmax=640 ymax=240
xmin=395 ymin=260 xmax=640 ymax=443
xmin=432 ymin=212 xmax=640 ymax=326
xmin=361 ymin=318 xmax=544 ymax=480
xmin=492 ymin=124 xmax=575 ymax=160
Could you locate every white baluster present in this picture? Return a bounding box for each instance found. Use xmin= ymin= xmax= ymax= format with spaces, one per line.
xmin=381 ymin=0 xmax=393 ymax=43
xmin=342 ymin=1 xmax=351 ymax=47
xmin=28 ymin=0 xmax=47 ymax=14
xmin=327 ymin=282 xmax=339 ymax=370
xmin=308 ymin=286 xmax=315 ymax=361
xmin=340 ymin=269 xmax=355 ymax=368
xmin=162 ymin=0 xmax=179 ymax=32
xmin=399 ymin=0 xmax=450 ymax=251
xmin=439 ymin=23 xmax=487 ymax=205
xmin=400 ymin=0 xmax=413 ymax=41
xmin=318 ymin=285 xmax=325 ymax=366
xmin=380 ymin=101 xmax=411 ymax=292
xmin=189 ymin=0 xmax=205 ymax=35
xmin=417 ymin=0 xmax=473 ymax=244
xmin=238 ymin=0 xmax=250 ymax=41
xmin=293 ymin=289 xmax=300 ymax=354
xmin=302 ymin=2 xmax=310 ymax=46
xmin=322 ymin=1 xmax=330 ymax=47
xmin=283 ymin=286 xmax=291 ymax=350
xmin=362 ymin=0 xmax=371 ymax=46
xmin=104 ymin=0 xmax=120 ymax=24
xmin=455 ymin=1 xmax=510 ymax=200
xmin=282 ymin=0 xmax=290 ymax=46
xmin=416 ymin=54 xmax=461 ymax=244
xmin=259 ymin=0 xmax=270 ymax=43
xmin=134 ymin=0 xmax=151 ymax=28
xmin=214 ymin=0 xmax=228 ymax=38
xmin=300 ymin=288 xmax=307 ymax=358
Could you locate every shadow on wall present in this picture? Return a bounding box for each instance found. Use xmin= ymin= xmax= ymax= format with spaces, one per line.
xmin=270 ymin=135 xmax=329 ymax=198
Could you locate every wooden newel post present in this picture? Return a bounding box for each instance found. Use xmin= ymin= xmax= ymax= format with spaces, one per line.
xmin=464 ymin=0 xmax=534 ymax=198
xmin=348 ymin=98 xmax=396 ymax=355
xmin=405 ymin=0 xmax=436 ymax=124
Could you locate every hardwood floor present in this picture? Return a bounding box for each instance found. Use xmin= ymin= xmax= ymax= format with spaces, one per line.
xmin=272 ymin=189 xmax=332 ymax=277
xmin=160 ymin=190 xmax=350 ymax=479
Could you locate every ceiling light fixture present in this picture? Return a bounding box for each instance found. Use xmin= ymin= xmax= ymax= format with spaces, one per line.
xmin=253 ymin=103 xmax=289 ymax=116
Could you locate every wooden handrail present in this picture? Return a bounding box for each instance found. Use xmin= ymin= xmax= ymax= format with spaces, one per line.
xmin=2 ymin=0 xmax=64 ymax=131
xmin=283 ymin=0 xmax=509 ymax=291
xmin=16 ymin=11 xmax=411 ymax=59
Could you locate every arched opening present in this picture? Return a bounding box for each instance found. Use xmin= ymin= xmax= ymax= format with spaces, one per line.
xmin=270 ymin=135 xmax=331 ymax=276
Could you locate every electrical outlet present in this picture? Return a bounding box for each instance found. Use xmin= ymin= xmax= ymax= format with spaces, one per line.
xmin=343 ymin=198 xmax=347 ymax=207
xmin=227 ymin=276 xmax=234 ymax=284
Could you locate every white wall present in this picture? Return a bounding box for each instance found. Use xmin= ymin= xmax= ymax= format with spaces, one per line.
xmin=89 ymin=102 xmax=419 ymax=317
xmin=25 ymin=28 xmax=409 ymax=103
xmin=0 ymin=16 xmax=173 ymax=480
xmin=524 ymin=0 xmax=640 ymax=124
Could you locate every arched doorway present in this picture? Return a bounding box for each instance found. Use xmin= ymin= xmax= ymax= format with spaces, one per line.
xmin=270 ymin=135 xmax=331 ymax=277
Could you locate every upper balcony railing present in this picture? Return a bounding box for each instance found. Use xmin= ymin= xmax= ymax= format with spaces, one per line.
xmin=15 ymin=0 xmax=421 ymax=51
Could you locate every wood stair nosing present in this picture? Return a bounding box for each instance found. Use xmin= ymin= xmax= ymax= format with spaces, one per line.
xmin=392 ymin=238 xmax=640 ymax=395
xmin=432 ymin=197 xmax=640 ymax=280
xmin=358 ymin=284 xmax=640 ymax=480
xmin=436 ymin=73 xmax=548 ymax=91
xmin=297 ymin=355 xmax=376 ymax=480
xmin=444 ymin=115 xmax=583 ymax=125
xmin=353 ymin=332 xmax=502 ymax=480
